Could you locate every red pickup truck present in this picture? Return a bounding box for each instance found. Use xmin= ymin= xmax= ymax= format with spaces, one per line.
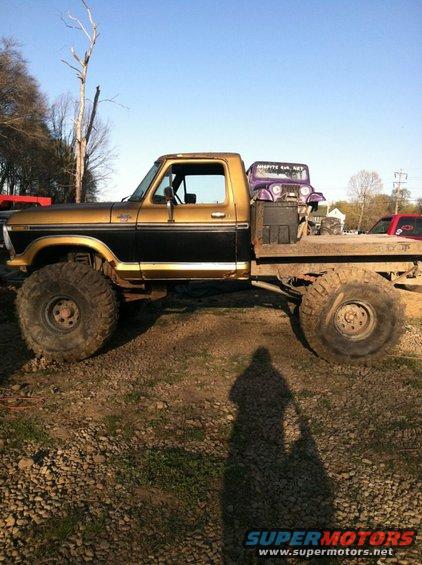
xmin=369 ymin=214 xmax=422 ymax=240
xmin=0 ymin=195 xmax=52 ymax=248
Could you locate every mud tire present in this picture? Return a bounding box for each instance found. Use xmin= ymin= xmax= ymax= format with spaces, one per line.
xmin=319 ymin=217 xmax=342 ymax=235
xmin=17 ymin=263 xmax=118 ymax=362
xmin=300 ymin=268 xmax=403 ymax=365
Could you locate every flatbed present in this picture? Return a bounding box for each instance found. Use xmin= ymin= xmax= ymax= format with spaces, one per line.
xmin=254 ymin=234 xmax=422 ymax=258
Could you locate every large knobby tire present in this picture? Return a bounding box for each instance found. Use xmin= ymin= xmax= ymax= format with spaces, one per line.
xmin=17 ymin=262 xmax=118 ymax=362
xmin=300 ymin=269 xmax=403 ymax=365
xmin=320 ymin=217 xmax=342 ymax=235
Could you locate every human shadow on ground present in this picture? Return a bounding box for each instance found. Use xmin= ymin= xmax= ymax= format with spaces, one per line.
xmin=222 ymin=348 xmax=335 ymax=563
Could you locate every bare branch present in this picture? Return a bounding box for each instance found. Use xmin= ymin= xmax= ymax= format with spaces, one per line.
xmin=70 ymin=47 xmax=83 ymax=66
xmin=60 ymin=58 xmax=82 ymax=76
xmin=67 ymin=13 xmax=92 ymax=42
xmin=81 ymin=0 xmax=95 ymax=26
xmin=99 ymin=94 xmax=130 ymax=110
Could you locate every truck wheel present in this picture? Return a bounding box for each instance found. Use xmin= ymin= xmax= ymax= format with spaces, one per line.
xmin=17 ymin=263 xmax=118 ymax=362
xmin=300 ymin=269 xmax=403 ymax=365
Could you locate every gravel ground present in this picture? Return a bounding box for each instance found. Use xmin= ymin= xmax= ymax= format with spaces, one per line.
xmin=0 ymin=280 xmax=421 ymax=563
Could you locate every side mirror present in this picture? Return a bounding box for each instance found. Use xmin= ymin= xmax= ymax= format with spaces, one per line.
xmin=185 ymin=193 xmax=197 ymax=204
xmin=164 ymin=186 xmax=175 ymax=223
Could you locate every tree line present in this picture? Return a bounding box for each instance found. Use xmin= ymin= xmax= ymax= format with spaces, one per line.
xmin=331 ymin=169 xmax=421 ymax=232
xmin=0 ymin=37 xmax=112 ymax=203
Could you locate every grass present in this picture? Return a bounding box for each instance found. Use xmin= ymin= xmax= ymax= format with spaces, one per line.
xmin=104 ymin=413 xmax=135 ymax=439
xmin=318 ymin=396 xmax=332 ymax=409
xmin=83 ymin=513 xmax=107 ymax=543
xmin=310 ymin=420 xmax=325 ymax=435
xmin=0 ymin=417 xmax=51 ymax=448
xmin=386 ymin=419 xmax=414 ymax=432
xmin=104 ymin=414 xmax=123 ymax=435
xmin=403 ymin=377 xmax=422 ymax=390
xmin=296 ymin=389 xmax=316 ymax=399
xmin=115 ymin=447 xmax=224 ymax=502
xmin=183 ymin=426 xmax=206 ymax=442
xmin=294 ymin=357 xmax=316 ymax=371
xmin=383 ymin=355 xmax=422 ymax=373
xmin=33 ymin=508 xmax=82 ymax=557
xmin=228 ymin=354 xmax=250 ymax=371
xmin=123 ymin=391 xmax=145 ymax=403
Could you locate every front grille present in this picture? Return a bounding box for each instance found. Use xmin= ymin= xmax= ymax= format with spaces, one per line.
xmin=281 ymin=184 xmax=300 ymax=197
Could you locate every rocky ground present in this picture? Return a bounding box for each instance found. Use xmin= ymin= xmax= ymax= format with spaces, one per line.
xmin=0 ymin=269 xmax=421 ymax=563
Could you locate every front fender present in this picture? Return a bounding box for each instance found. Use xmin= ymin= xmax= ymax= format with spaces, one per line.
xmin=7 ymin=235 xmax=140 ymax=279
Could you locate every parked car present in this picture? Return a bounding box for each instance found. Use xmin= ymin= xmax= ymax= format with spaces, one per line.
xmin=0 ymin=195 xmax=52 ymax=247
xmin=368 ymin=214 xmax=422 ymax=240
xmin=368 ymin=213 xmax=422 ymax=292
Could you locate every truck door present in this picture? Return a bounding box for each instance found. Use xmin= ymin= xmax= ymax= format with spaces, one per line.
xmin=137 ymin=159 xmax=238 ymax=279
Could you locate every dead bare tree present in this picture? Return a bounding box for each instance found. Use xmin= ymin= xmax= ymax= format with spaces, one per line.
xmin=49 ymin=93 xmax=114 ymax=202
xmin=62 ymin=0 xmax=99 ymax=203
xmin=348 ymin=170 xmax=383 ymax=232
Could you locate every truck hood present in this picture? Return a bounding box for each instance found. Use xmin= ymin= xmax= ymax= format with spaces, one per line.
xmin=6 ymin=202 xmax=115 ymax=226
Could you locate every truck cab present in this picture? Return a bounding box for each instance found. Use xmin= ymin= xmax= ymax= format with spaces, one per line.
xmin=6 ymin=153 xmax=251 ymax=280
xmin=369 ymin=214 xmax=422 ymax=240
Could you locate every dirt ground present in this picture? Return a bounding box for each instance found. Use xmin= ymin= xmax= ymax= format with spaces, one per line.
xmin=0 ymin=278 xmax=421 ymax=563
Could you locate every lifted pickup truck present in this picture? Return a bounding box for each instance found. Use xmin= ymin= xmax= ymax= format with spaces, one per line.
xmin=3 ymin=153 xmax=422 ymax=365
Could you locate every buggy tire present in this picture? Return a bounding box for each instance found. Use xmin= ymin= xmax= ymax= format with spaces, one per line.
xmin=300 ymin=268 xmax=403 ymax=365
xmin=319 ymin=217 xmax=342 ymax=235
xmin=17 ymin=262 xmax=118 ymax=362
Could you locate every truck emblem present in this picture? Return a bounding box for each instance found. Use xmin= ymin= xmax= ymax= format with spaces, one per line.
xmin=118 ymin=214 xmax=131 ymax=223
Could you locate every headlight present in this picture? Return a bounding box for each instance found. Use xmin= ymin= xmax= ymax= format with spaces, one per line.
xmin=300 ymin=186 xmax=311 ymax=196
xmin=2 ymin=224 xmax=15 ymax=258
xmin=271 ymin=184 xmax=282 ymax=195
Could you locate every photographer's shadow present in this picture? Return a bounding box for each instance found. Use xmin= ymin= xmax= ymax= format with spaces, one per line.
xmin=222 ymin=348 xmax=335 ymax=563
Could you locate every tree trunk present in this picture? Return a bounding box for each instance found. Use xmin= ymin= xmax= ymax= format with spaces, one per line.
xmin=74 ymin=67 xmax=87 ymax=204
xmin=357 ymin=197 xmax=365 ymax=232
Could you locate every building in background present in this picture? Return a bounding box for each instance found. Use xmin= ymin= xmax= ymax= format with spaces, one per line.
xmin=327 ymin=207 xmax=346 ymax=230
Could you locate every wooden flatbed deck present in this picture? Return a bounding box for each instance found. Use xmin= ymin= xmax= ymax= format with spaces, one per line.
xmin=254 ymin=234 xmax=422 ymax=259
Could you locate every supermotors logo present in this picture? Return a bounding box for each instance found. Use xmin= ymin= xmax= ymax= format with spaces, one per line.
xmin=244 ymin=529 xmax=416 ymax=559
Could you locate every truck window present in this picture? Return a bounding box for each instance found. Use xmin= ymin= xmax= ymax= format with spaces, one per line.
xmin=415 ymin=218 xmax=422 ymax=236
xmin=370 ymin=218 xmax=391 ymax=234
xmin=395 ymin=217 xmax=416 ymax=236
xmin=152 ymin=163 xmax=226 ymax=205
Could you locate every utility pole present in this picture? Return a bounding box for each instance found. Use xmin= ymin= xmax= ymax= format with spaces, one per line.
xmin=393 ymin=169 xmax=407 ymax=214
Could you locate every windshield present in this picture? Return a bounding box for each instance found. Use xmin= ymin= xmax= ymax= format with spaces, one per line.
xmin=369 ymin=218 xmax=391 ymax=234
xmin=129 ymin=162 xmax=160 ymax=201
xmin=254 ymin=163 xmax=309 ymax=182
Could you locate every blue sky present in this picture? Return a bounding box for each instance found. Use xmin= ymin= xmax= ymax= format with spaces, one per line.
xmin=2 ymin=0 xmax=422 ymax=202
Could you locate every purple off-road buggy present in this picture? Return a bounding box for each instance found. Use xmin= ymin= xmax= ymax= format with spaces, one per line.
xmin=247 ymin=161 xmax=325 ymax=207
xmin=247 ymin=161 xmax=326 ymax=238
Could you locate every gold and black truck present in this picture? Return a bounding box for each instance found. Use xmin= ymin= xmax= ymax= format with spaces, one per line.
xmin=3 ymin=153 xmax=422 ymax=364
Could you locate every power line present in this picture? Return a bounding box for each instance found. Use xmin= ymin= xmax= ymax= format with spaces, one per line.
xmin=393 ymin=169 xmax=408 ymax=214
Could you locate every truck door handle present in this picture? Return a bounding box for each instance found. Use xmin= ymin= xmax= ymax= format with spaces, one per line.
xmin=211 ymin=212 xmax=226 ymax=218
